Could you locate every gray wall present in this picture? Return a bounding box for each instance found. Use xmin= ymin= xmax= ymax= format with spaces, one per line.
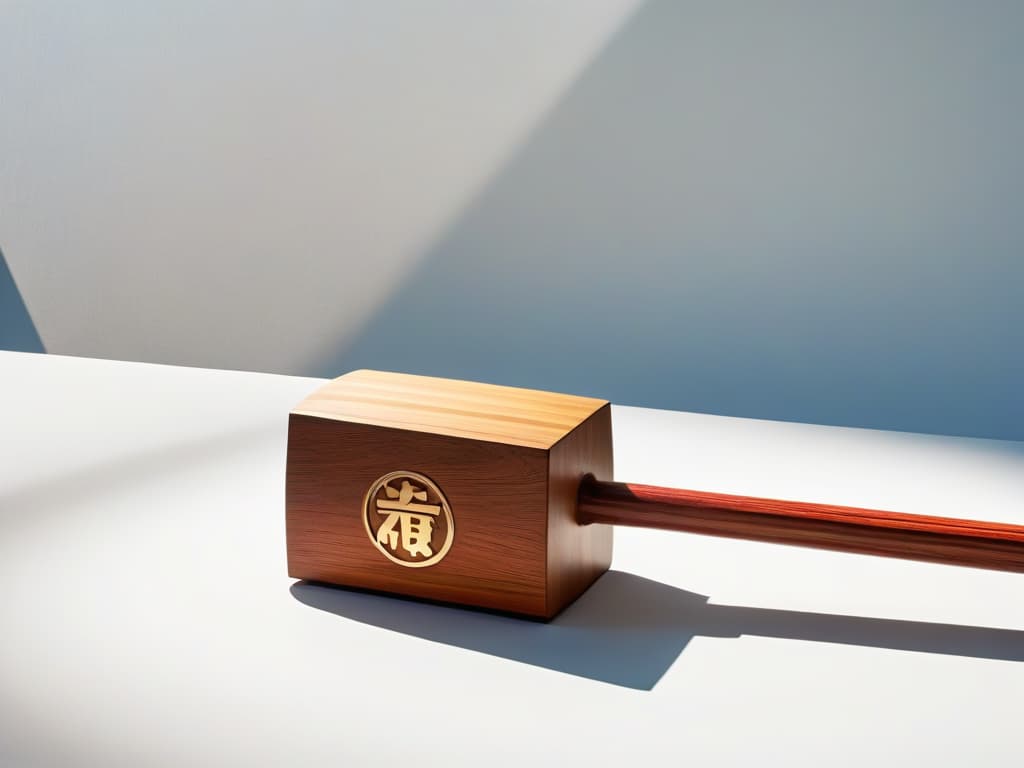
xmin=2 ymin=1 xmax=1022 ymax=440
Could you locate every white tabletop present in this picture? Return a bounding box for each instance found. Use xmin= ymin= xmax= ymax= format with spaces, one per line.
xmin=2 ymin=351 xmax=1022 ymax=767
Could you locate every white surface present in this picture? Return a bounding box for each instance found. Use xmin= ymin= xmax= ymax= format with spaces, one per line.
xmin=1 ymin=351 xmax=1022 ymax=766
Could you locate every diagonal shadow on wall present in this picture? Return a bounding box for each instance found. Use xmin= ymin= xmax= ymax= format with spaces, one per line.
xmin=312 ymin=1 xmax=1024 ymax=441
xmin=0 ymin=247 xmax=45 ymax=354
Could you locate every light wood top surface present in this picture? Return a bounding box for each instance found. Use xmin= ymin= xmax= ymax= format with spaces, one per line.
xmin=290 ymin=369 xmax=608 ymax=449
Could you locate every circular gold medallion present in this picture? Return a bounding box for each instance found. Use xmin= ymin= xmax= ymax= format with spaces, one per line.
xmin=362 ymin=471 xmax=454 ymax=568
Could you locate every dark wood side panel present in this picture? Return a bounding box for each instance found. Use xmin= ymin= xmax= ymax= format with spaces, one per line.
xmin=546 ymin=403 xmax=614 ymax=618
xmin=287 ymin=414 xmax=551 ymax=616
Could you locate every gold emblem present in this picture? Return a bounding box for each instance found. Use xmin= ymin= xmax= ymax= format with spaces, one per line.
xmin=362 ymin=471 xmax=454 ymax=567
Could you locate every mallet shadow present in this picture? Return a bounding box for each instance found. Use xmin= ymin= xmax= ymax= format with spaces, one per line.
xmin=290 ymin=571 xmax=1024 ymax=690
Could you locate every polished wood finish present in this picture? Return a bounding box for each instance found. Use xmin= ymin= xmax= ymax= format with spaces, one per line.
xmin=547 ymin=405 xmax=614 ymax=617
xmin=286 ymin=371 xmax=612 ymax=619
xmin=292 ymin=368 xmax=606 ymax=449
xmin=578 ymin=478 xmax=1024 ymax=573
xmin=289 ymin=370 xmax=1024 ymax=621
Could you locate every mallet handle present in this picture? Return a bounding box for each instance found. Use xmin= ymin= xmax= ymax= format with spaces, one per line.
xmin=578 ymin=477 xmax=1024 ymax=572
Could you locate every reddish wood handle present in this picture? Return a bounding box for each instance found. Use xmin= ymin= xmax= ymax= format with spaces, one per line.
xmin=577 ymin=477 xmax=1024 ymax=573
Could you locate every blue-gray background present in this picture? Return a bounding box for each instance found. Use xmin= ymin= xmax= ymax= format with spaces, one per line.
xmin=2 ymin=1 xmax=1021 ymax=440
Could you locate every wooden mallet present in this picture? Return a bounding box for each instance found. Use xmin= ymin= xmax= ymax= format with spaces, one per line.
xmin=286 ymin=370 xmax=1024 ymax=619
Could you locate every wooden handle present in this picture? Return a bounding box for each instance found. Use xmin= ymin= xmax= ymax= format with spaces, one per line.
xmin=577 ymin=477 xmax=1024 ymax=573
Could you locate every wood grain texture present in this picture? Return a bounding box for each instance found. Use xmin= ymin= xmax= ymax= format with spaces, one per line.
xmin=578 ymin=479 xmax=1024 ymax=573
xmin=291 ymin=369 xmax=607 ymax=449
xmin=286 ymin=371 xmax=615 ymax=618
xmin=546 ymin=404 xmax=614 ymax=617
xmin=287 ymin=414 xmax=551 ymax=616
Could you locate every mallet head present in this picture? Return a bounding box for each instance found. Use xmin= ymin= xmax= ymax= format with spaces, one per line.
xmin=286 ymin=369 xmax=613 ymax=619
